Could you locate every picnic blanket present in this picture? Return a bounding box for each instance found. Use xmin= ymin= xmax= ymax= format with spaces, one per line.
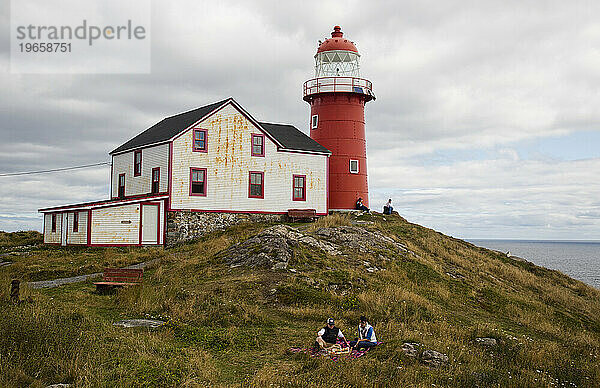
xmin=289 ymin=338 xmax=382 ymax=361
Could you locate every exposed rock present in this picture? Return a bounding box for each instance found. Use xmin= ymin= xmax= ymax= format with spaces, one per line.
xmin=113 ymin=319 xmax=165 ymax=329
xmin=222 ymin=225 xmax=297 ymax=269
xmin=313 ymin=226 xmax=408 ymax=254
xmin=220 ymin=224 xmax=411 ymax=270
xmin=476 ymin=337 xmax=498 ymax=347
xmin=46 ymin=384 xmax=71 ymax=388
xmin=401 ymin=342 xmax=419 ymax=358
xmin=222 ymin=225 xmax=344 ymax=270
xmin=420 ymin=349 xmax=449 ymax=368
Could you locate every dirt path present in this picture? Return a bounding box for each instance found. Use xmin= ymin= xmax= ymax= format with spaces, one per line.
xmin=26 ymin=258 xmax=161 ymax=289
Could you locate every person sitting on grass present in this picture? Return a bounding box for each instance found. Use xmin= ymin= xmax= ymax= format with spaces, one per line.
xmin=315 ymin=317 xmax=349 ymax=349
xmin=355 ymin=197 xmax=370 ymax=212
xmin=349 ymin=316 xmax=378 ymax=350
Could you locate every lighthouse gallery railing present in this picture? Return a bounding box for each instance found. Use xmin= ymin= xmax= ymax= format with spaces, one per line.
xmin=303 ymin=77 xmax=374 ymax=98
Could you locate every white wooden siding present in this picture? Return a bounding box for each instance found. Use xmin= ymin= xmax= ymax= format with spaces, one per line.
xmin=170 ymin=103 xmax=328 ymax=213
xmin=111 ymin=143 xmax=169 ymax=198
xmin=91 ymin=204 xmax=140 ymax=245
xmin=89 ymin=201 xmax=164 ymax=245
xmin=66 ymin=211 xmax=88 ymax=245
xmin=43 ymin=213 xmax=61 ymax=244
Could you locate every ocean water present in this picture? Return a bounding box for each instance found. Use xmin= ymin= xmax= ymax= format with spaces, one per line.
xmin=468 ymin=240 xmax=600 ymax=289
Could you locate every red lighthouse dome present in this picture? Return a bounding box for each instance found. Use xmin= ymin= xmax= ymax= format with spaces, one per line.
xmin=304 ymin=26 xmax=375 ymax=211
xmin=316 ymin=26 xmax=359 ymax=53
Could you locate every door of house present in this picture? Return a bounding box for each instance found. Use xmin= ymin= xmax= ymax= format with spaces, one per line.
xmin=60 ymin=213 xmax=68 ymax=246
xmin=140 ymin=204 xmax=159 ymax=245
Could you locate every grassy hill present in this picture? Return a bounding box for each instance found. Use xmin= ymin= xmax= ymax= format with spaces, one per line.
xmin=1 ymin=213 xmax=599 ymax=387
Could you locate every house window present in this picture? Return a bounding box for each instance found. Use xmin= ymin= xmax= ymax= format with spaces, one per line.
xmin=151 ymin=168 xmax=160 ymax=194
xmin=193 ymin=129 xmax=207 ymax=152
xmin=251 ymin=134 xmax=264 ymax=157
xmin=349 ymin=159 xmax=359 ymax=174
xmin=118 ymin=174 xmax=126 ymax=198
xmin=293 ymin=175 xmax=306 ymax=201
xmin=311 ymin=115 xmax=318 ymax=129
xmin=134 ymin=150 xmax=142 ymax=176
xmin=190 ymin=168 xmax=207 ymax=196
xmin=51 ymin=214 xmax=57 ymax=233
xmin=73 ymin=212 xmax=79 ymax=232
xmin=248 ymin=171 xmax=264 ymax=198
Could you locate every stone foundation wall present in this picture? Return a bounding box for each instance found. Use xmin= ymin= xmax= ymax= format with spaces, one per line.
xmin=166 ymin=211 xmax=285 ymax=246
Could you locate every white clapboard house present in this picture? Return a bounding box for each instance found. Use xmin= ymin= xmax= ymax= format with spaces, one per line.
xmin=39 ymin=98 xmax=331 ymax=246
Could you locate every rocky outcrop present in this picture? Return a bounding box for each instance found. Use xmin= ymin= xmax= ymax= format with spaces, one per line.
xmin=313 ymin=226 xmax=408 ymax=254
xmin=220 ymin=224 xmax=412 ymax=270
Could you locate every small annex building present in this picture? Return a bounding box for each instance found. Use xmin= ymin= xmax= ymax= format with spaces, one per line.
xmin=39 ymin=98 xmax=331 ymax=246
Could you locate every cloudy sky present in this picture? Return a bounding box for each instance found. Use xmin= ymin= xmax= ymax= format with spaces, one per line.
xmin=1 ymin=0 xmax=599 ymax=240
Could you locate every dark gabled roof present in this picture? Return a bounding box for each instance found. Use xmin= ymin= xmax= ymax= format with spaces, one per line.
xmin=110 ymin=97 xmax=331 ymax=155
xmin=110 ymin=98 xmax=231 ymax=154
xmin=259 ymin=122 xmax=331 ymax=154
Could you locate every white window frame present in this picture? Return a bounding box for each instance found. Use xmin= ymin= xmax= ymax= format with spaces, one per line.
xmin=349 ymin=159 xmax=359 ymax=174
xmin=311 ymin=115 xmax=318 ymax=129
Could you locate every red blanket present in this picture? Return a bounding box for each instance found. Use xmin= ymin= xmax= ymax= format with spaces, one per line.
xmin=289 ymin=339 xmax=381 ymax=361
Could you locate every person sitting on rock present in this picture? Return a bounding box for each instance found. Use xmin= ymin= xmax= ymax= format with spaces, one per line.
xmin=315 ymin=317 xmax=349 ymax=349
xmin=383 ymin=198 xmax=393 ymax=215
xmin=349 ymin=316 xmax=378 ymax=350
xmin=355 ymin=197 xmax=370 ymax=212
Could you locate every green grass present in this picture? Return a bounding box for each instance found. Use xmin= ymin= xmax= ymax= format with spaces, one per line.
xmin=1 ymin=214 xmax=599 ymax=387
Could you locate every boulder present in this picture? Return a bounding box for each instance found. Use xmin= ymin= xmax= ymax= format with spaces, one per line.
xmin=420 ymin=349 xmax=449 ymax=368
xmin=401 ymin=342 xmax=419 ymax=358
xmin=476 ymin=337 xmax=498 ymax=347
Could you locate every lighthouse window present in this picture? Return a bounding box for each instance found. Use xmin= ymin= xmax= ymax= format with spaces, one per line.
xmin=311 ymin=115 xmax=318 ymax=129
xmin=193 ymin=129 xmax=207 ymax=152
xmin=349 ymin=159 xmax=359 ymax=174
xmin=249 ymin=171 xmax=264 ymax=198
xmin=251 ymin=134 xmax=264 ymax=157
xmin=190 ymin=168 xmax=207 ymax=196
xmin=293 ymin=175 xmax=306 ymax=201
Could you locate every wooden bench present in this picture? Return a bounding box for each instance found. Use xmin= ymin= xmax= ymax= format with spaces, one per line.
xmin=287 ymin=209 xmax=317 ymax=222
xmin=93 ymin=268 xmax=143 ymax=292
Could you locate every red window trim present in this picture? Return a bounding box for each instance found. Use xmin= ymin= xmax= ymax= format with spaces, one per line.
xmin=189 ymin=167 xmax=207 ymax=197
xmin=73 ymin=212 xmax=79 ymax=232
xmin=151 ymin=167 xmax=160 ymax=194
xmin=251 ymin=134 xmax=265 ymax=157
xmin=192 ymin=129 xmax=208 ymax=153
xmin=248 ymin=171 xmax=264 ymax=199
xmin=292 ymin=174 xmax=306 ymax=201
xmin=134 ymin=150 xmax=142 ymax=176
xmin=118 ymin=173 xmax=126 ymax=198
xmin=51 ymin=214 xmax=57 ymax=233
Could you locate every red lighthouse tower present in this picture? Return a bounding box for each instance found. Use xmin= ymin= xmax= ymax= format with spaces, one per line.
xmin=304 ymin=26 xmax=375 ymax=210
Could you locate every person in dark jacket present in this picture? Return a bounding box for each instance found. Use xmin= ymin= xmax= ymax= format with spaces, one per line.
xmin=315 ymin=317 xmax=349 ymax=349
xmin=355 ymin=197 xmax=370 ymax=212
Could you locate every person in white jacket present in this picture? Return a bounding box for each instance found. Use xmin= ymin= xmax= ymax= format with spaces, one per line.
xmin=349 ymin=316 xmax=378 ymax=350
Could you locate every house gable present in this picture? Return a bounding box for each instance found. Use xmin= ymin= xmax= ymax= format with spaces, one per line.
xmin=169 ymin=103 xmax=328 ymax=214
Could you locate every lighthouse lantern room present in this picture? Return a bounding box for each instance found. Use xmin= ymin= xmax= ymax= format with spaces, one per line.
xmin=304 ymin=26 xmax=375 ymax=211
